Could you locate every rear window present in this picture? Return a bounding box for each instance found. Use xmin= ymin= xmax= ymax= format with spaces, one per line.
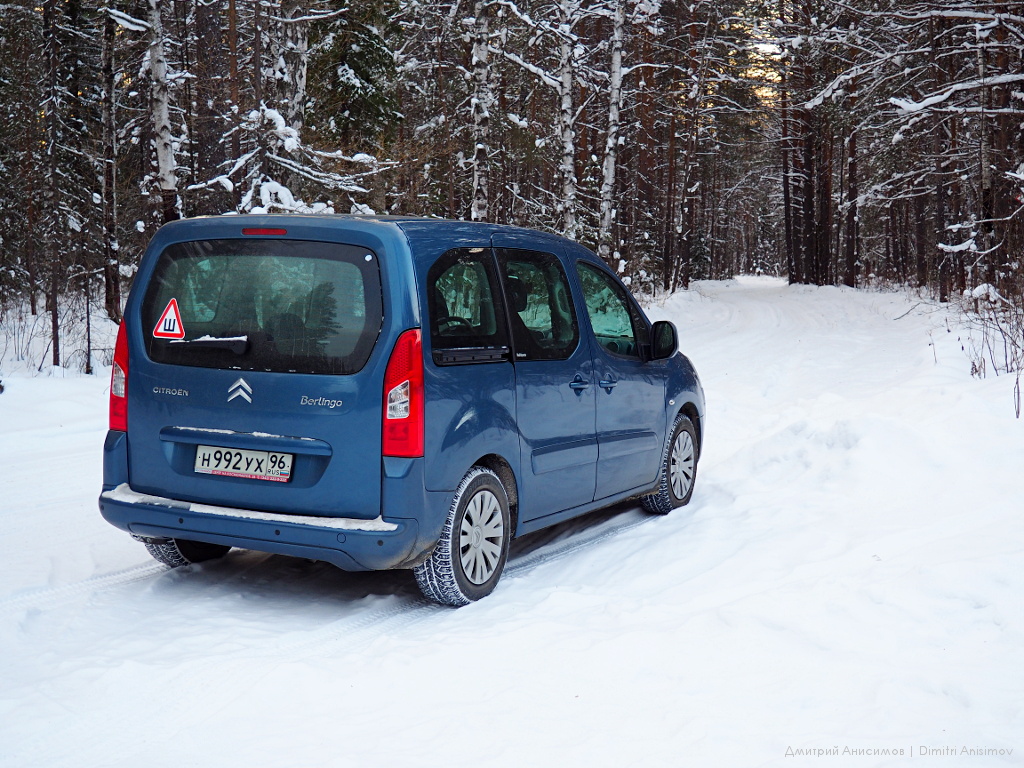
xmin=142 ymin=239 xmax=383 ymax=375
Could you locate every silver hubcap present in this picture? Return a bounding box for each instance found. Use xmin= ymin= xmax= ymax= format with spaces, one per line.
xmin=670 ymin=430 xmax=695 ymax=500
xmin=459 ymin=489 xmax=505 ymax=585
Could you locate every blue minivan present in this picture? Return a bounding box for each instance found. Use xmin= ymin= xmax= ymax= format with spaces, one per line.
xmin=99 ymin=216 xmax=704 ymax=605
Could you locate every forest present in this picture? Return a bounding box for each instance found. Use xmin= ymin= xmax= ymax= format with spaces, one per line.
xmin=0 ymin=0 xmax=1022 ymax=370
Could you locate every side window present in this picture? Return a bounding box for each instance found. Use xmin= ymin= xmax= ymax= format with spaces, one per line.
xmin=427 ymin=248 xmax=509 ymax=363
xmin=496 ymin=248 xmax=579 ymax=361
xmin=576 ymin=262 xmax=644 ymax=360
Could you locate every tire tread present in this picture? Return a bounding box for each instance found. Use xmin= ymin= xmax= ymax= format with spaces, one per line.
xmin=641 ymin=413 xmax=698 ymax=514
xmin=144 ymin=539 xmax=230 ymax=568
xmin=414 ymin=467 xmax=508 ymax=607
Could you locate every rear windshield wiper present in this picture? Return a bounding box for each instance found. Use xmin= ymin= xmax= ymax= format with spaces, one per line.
xmin=169 ymin=335 xmax=249 ymax=355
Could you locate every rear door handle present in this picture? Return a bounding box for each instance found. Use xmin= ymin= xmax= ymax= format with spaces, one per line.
xmin=569 ymin=376 xmax=590 ymax=391
xmin=599 ymin=379 xmax=618 ymax=391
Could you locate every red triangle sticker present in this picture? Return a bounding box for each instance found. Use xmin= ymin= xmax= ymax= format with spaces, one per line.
xmin=153 ymin=298 xmax=186 ymax=339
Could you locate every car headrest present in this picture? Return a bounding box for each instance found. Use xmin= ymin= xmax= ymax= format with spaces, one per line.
xmin=507 ymin=276 xmax=528 ymax=313
xmin=432 ymin=285 xmax=450 ymax=318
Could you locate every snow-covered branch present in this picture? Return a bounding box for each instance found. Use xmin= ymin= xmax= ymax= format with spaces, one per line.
xmin=891 ymin=74 xmax=1024 ymax=114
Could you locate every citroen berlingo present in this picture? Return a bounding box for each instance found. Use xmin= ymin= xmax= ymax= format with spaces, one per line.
xmin=99 ymin=216 xmax=704 ymax=605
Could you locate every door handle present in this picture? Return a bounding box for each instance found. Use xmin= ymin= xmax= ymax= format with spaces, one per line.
xmin=599 ymin=378 xmax=618 ymax=392
xmin=569 ymin=376 xmax=590 ymax=391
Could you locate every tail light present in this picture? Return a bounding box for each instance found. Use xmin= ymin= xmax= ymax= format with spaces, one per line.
xmin=109 ymin=320 xmax=129 ymax=432
xmin=382 ymin=329 xmax=424 ymax=457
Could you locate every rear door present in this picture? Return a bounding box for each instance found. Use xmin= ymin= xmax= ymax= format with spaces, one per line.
xmin=492 ymin=237 xmax=597 ymax=521
xmin=128 ymin=236 xmax=387 ymax=519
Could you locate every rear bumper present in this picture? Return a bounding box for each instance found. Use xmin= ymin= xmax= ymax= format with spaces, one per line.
xmin=101 ymin=428 xmax=450 ymax=571
xmin=99 ymin=483 xmax=423 ymax=571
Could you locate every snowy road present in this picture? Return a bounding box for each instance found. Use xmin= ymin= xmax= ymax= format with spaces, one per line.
xmin=1 ymin=277 xmax=1022 ymax=767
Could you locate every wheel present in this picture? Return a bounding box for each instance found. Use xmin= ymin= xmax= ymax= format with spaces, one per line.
xmin=144 ymin=538 xmax=231 ymax=568
xmin=642 ymin=413 xmax=699 ymax=514
xmin=414 ymin=467 xmax=511 ymax=606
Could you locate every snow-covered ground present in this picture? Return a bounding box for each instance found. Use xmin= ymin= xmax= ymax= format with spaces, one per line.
xmin=1 ymin=277 xmax=1021 ymax=767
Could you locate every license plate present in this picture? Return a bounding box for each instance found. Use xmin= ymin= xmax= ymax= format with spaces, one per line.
xmin=194 ymin=445 xmax=293 ymax=482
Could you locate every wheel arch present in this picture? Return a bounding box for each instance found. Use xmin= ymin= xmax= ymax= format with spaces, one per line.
xmin=678 ymin=401 xmax=703 ymax=455
xmin=472 ymin=453 xmax=519 ymax=536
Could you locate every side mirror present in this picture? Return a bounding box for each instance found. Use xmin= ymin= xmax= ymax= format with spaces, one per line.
xmin=651 ymin=320 xmax=678 ymax=360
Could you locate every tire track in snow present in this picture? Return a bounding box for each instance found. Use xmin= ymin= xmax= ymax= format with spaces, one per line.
xmin=3 ymin=508 xmax=662 ymax=767
xmin=506 ymin=507 xmax=651 ymax=576
xmin=0 ymin=562 xmax=167 ymax=617
xmin=252 ymin=507 xmax=655 ymax=656
xmin=0 ymin=505 xmax=652 ymax=620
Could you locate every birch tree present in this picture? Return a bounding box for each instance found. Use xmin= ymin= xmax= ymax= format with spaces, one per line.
xmin=499 ymin=0 xmax=589 ymax=236
xmin=596 ymin=0 xmax=625 ymax=261
xmin=470 ymin=0 xmax=493 ymax=221
xmin=147 ymin=0 xmax=180 ymax=222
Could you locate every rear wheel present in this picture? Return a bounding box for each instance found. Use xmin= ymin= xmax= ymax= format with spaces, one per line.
xmin=414 ymin=467 xmax=511 ymax=607
xmin=642 ymin=414 xmax=699 ymax=514
xmin=144 ymin=538 xmax=231 ymax=568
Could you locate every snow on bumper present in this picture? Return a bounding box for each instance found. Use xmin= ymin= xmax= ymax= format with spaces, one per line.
xmin=99 ymin=483 xmax=422 ymax=571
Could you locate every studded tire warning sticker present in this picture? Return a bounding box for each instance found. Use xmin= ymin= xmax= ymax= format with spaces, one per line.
xmin=153 ymin=298 xmax=186 ymax=339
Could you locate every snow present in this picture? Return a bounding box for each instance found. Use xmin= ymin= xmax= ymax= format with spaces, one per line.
xmin=940 ymin=239 xmax=977 ymax=254
xmin=255 ymin=106 xmax=301 ymax=153
xmin=2 ymin=277 xmax=1022 ymax=766
xmin=184 ymin=174 xmax=234 ymax=193
xmin=106 ymin=7 xmax=150 ymax=32
xmin=335 ymin=63 xmax=363 ymax=88
xmin=101 ymin=484 xmax=399 ymax=532
xmin=890 ymin=73 xmax=1024 ymax=114
xmin=507 ymin=112 xmax=530 ymax=129
xmin=968 ymin=284 xmax=1007 ymax=304
xmin=350 ymin=201 xmax=376 ymax=215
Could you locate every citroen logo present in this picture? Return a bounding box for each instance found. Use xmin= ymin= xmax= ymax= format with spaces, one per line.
xmin=228 ymin=377 xmax=252 ymax=403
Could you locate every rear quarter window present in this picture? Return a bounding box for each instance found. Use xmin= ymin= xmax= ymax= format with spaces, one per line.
xmin=427 ymin=247 xmax=510 ymax=363
xmin=142 ymin=239 xmax=383 ymax=375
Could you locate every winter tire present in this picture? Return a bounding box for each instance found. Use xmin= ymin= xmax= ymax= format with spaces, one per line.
xmin=641 ymin=413 xmax=699 ymax=514
xmin=144 ymin=538 xmax=231 ymax=568
xmin=414 ymin=467 xmax=511 ymax=607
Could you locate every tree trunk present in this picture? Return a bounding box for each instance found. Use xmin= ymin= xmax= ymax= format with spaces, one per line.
xmin=815 ymin=122 xmax=833 ymax=285
xmin=253 ymin=0 xmax=268 ymax=180
xmin=49 ymin=275 xmax=60 ymax=368
xmin=147 ymin=0 xmax=179 ymax=223
xmin=195 ymin=0 xmax=232 ymax=214
xmin=27 ymin=198 xmax=38 ymax=316
xmin=915 ymin=191 xmax=927 ymax=288
xmin=842 ymin=81 xmax=858 ymax=288
xmin=842 ymin=129 xmax=859 ymax=288
xmin=276 ymin=0 xmax=309 ymax=132
xmin=556 ymin=0 xmax=577 ymax=237
xmin=929 ymin=17 xmax=949 ymax=302
xmin=781 ymin=67 xmax=796 ymax=283
xmin=597 ymin=0 xmax=625 ymax=262
xmin=101 ymin=3 xmax=121 ymax=321
xmin=470 ymin=0 xmax=492 ymax=222
xmin=800 ymin=108 xmax=816 ymax=285
xmin=227 ymin=0 xmax=241 ymax=192
xmin=43 ymin=0 xmax=62 ymax=365
xmin=663 ymin=111 xmax=678 ymax=291
xmin=977 ymin=43 xmax=995 ymax=285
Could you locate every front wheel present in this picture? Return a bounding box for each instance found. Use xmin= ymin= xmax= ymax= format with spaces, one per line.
xmin=414 ymin=467 xmax=511 ymax=607
xmin=642 ymin=414 xmax=699 ymax=514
